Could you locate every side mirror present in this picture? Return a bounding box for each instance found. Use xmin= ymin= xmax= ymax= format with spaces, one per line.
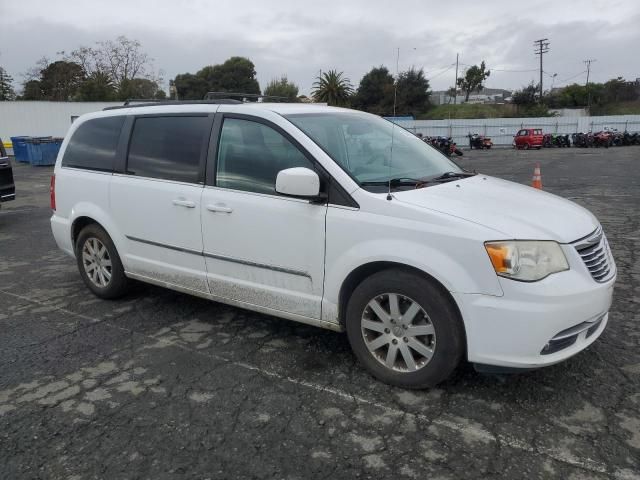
xmin=275 ymin=167 xmax=321 ymax=198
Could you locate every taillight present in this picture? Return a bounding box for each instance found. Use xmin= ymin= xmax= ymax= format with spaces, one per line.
xmin=50 ymin=174 xmax=56 ymax=211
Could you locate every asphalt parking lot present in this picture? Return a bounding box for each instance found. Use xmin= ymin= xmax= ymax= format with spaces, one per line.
xmin=1 ymin=146 xmax=639 ymax=479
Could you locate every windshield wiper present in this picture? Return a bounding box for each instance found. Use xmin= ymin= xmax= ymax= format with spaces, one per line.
xmin=360 ymin=177 xmax=427 ymax=187
xmin=429 ymin=171 xmax=476 ymax=182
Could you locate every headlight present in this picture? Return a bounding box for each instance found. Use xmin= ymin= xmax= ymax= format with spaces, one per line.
xmin=484 ymin=241 xmax=569 ymax=281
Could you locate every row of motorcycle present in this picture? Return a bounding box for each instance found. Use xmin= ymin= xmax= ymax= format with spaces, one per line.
xmin=417 ymin=134 xmax=465 ymax=156
xmin=570 ymin=131 xmax=640 ymax=148
xmin=417 ymin=133 xmax=496 ymax=156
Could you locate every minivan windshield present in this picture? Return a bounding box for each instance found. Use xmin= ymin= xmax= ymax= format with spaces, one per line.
xmin=286 ymin=112 xmax=464 ymax=190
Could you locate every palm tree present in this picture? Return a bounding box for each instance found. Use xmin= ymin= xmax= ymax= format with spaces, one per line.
xmin=312 ymin=70 xmax=354 ymax=106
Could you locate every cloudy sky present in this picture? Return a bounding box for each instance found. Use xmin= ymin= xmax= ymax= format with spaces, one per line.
xmin=1 ymin=0 xmax=639 ymax=96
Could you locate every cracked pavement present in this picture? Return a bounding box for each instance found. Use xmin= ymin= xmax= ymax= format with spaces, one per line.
xmin=0 ymin=147 xmax=639 ymax=479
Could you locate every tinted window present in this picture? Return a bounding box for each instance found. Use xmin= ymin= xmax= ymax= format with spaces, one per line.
xmin=127 ymin=116 xmax=209 ymax=183
xmin=62 ymin=116 xmax=125 ymax=171
xmin=216 ymin=118 xmax=313 ymax=194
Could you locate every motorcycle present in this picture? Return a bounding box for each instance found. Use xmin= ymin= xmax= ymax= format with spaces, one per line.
xmin=425 ymin=136 xmax=463 ymax=157
xmin=468 ymin=133 xmax=493 ymax=150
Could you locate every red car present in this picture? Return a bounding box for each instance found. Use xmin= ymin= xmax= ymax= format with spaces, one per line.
xmin=514 ymin=128 xmax=543 ymax=149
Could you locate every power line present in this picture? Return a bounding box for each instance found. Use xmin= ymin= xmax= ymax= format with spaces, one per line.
xmin=534 ymin=38 xmax=550 ymax=100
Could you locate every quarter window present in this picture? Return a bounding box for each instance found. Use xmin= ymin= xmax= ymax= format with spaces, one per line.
xmin=216 ymin=118 xmax=313 ymax=195
xmin=127 ymin=116 xmax=209 ymax=183
xmin=62 ymin=116 xmax=125 ymax=171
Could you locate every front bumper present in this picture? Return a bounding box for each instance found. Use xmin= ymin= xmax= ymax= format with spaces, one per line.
xmin=453 ymin=265 xmax=615 ymax=369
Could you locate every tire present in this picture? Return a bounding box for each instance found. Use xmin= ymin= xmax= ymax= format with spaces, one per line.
xmin=454 ymin=149 xmax=463 ymax=156
xmin=75 ymin=223 xmax=129 ymax=299
xmin=523 ymin=143 xmax=530 ymax=150
xmin=345 ymin=269 xmax=465 ymax=389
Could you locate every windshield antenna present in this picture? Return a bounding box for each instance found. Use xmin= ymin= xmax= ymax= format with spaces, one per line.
xmin=387 ymin=46 xmax=400 ymax=201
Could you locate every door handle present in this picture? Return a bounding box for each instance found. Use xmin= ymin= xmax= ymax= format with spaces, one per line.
xmin=206 ymin=203 xmax=233 ymax=214
xmin=172 ymin=199 xmax=196 ymax=208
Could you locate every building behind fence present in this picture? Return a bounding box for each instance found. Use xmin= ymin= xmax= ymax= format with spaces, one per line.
xmin=394 ymin=115 xmax=640 ymax=147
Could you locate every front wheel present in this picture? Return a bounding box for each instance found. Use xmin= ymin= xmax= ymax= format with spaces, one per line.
xmin=76 ymin=224 xmax=130 ymax=299
xmin=345 ymin=269 xmax=465 ymax=389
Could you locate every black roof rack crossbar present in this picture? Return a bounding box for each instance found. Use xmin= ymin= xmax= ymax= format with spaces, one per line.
xmin=204 ymin=91 xmax=291 ymax=102
xmin=103 ymin=99 xmax=242 ymax=111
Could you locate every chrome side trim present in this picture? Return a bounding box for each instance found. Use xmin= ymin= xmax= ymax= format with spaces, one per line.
xmin=124 ymin=270 xmax=342 ymax=332
xmin=125 ymin=235 xmax=311 ymax=279
xmin=203 ymin=251 xmax=311 ymax=279
xmin=125 ymin=235 xmax=202 ymax=256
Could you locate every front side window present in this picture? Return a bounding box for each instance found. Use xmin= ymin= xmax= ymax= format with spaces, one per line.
xmin=62 ymin=116 xmax=125 ymax=171
xmin=216 ymin=118 xmax=313 ymax=195
xmin=285 ymin=112 xmax=462 ymax=187
xmin=127 ymin=116 xmax=208 ymax=183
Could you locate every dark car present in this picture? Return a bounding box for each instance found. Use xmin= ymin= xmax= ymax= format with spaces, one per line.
xmin=0 ymin=139 xmax=16 ymax=207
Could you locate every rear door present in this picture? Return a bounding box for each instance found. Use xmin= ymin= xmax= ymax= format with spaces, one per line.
xmin=110 ymin=113 xmax=214 ymax=294
xmin=200 ymin=112 xmax=327 ymax=320
xmin=0 ymin=141 xmax=15 ymax=203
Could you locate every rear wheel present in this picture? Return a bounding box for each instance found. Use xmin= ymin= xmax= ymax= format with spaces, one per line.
xmin=76 ymin=224 xmax=129 ymax=299
xmin=345 ymin=269 xmax=465 ymax=388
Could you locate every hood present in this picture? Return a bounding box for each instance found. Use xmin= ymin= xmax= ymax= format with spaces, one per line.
xmin=393 ymin=175 xmax=598 ymax=243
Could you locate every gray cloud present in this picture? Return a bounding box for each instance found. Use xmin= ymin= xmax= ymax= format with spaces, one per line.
xmin=1 ymin=0 xmax=638 ymax=96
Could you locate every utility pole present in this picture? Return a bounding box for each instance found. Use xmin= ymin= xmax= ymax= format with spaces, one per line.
xmin=584 ymin=59 xmax=596 ymax=112
xmin=533 ymin=38 xmax=550 ymax=101
xmin=453 ymin=53 xmax=459 ymax=105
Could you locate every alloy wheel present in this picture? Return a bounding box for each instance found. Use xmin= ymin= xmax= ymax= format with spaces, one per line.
xmin=81 ymin=237 xmax=112 ymax=288
xmin=361 ymin=293 xmax=436 ymax=372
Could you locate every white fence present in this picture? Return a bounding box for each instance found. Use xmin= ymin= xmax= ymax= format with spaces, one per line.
xmin=1 ymin=102 xmax=640 ymax=149
xmin=394 ymin=115 xmax=640 ymax=147
xmin=0 ymin=101 xmax=121 ymax=140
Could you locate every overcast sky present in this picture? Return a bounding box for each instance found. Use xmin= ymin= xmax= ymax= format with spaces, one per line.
xmin=1 ymin=0 xmax=639 ymax=96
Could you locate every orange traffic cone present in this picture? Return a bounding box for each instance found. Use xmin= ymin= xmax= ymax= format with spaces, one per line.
xmin=532 ymin=163 xmax=542 ymax=190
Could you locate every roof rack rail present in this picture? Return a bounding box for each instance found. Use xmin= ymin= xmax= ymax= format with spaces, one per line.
xmin=103 ymin=98 xmax=242 ymax=111
xmin=204 ymin=91 xmax=291 ymax=102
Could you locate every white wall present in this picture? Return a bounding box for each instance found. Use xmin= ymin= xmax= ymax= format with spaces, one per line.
xmin=0 ymin=101 xmax=121 ymax=140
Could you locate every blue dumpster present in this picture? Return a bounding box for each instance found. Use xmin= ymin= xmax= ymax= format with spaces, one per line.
xmin=10 ymin=136 xmax=31 ymax=163
xmin=37 ymin=138 xmax=63 ymax=166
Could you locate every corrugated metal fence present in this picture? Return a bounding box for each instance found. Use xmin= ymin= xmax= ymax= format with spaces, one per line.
xmin=394 ymin=115 xmax=640 ymax=147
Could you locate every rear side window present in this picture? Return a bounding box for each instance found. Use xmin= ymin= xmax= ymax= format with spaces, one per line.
xmin=127 ymin=116 xmax=209 ymax=183
xmin=61 ymin=116 xmax=125 ymax=171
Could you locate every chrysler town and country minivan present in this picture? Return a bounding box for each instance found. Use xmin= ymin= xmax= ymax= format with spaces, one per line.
xmin=50 ymin=101 xmax=616 ymax=388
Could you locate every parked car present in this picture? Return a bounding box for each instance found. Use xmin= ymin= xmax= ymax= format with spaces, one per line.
xmin=50 ymin=102 xmax=616 ymax=388
xmin=514 ymin=128 xmax=543 ymax=149
xmin=0 ymin=139 xmax=16 ymax=207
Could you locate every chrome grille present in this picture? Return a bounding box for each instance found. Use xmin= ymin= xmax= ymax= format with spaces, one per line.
xmin=572 ymin=226 xmax=614 ymax=282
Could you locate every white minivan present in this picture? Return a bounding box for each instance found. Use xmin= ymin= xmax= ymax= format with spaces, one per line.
xmin=50 ymin=101 xmax=616 ymax=388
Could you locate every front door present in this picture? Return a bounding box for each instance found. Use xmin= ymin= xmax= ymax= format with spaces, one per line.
xmin=111 ymin=114 xmax=213 ymax=293
xmin=200 ymin=115 xmax=327 ymax=319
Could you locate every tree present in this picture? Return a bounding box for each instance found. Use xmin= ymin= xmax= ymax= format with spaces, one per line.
xmin=457 ymin=61 xmax=490 ymax=101
xmin=69 ymin=36 xmax=159 ymax=91
xmin=173 ymin=57 xmax=261 ymax=100
xmin=0 ymin=66 xmax=15 ymax=100
xmin=264 ymin=76 xmax=299 ymax=101
xmin=512 ymin=82 xmax=538 ymax=106
xmin=395 ymin=67 xmax=431 ymax=116
xmin=202 ymin=57 xmax=261 ymax=95
xmin=21 ymin=80 xmax=43 ymax=100
xmin=173 ymin=72 xmax=208 ymax=100
xmin=312 ymin=70 xmax=353 ymax=106
xmin=118 ymin=78 xmax=165 ymax=100
xmin=352 ymin=66 xmax=394 ymax=114
xmin=39 ymin=60 xmax=85 ymax=100
xmin=78 ymin=72 xmax=116 ymax=101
